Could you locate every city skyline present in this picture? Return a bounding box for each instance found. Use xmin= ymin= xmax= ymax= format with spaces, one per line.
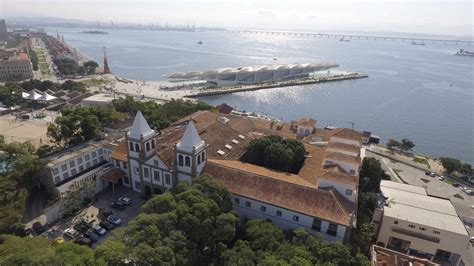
xmin=2 ymin=0 xmax=473 ymax=36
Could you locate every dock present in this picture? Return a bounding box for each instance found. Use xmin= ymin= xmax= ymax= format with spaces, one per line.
xmin=185 ymin=72 xmax=368 ymax=98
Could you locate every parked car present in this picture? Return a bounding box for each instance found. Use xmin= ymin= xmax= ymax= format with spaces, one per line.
xmin=18 ymin=227 xmax=32 ymax=237
xmin=429 ymin=172 xmax=436 ymax=177
xmin=425 ymin=171 xmax=431 ymax=176
xmin=64 ymin=228 xmax=79 ymax=238
xmin=118 ymin=196 xmax=133 ymax=205
xmin=438 ymin=177 xmax=444 ymax=181
xmin=83 ymin=230 xmax=100 ymax=242
xmin=74 ymin=237 xmax=92 ymax=247
xmin=32 ymin=222 xmax=46 ymax=234
xmin=73 ymin=223 xmax=89 ymax=233
xmin=80 ymin=218 xmax=95 ymax=227
xmin=470 ymin=237 xmax=474 ymax=244
xmin=110 ymin=201 xmax=126 ymax=210
xmin=107 ymin=215 xmax=122 ymax=226
xmin=99 ymin=220 xmax=115 ymax=230
xmin=463 ymin=189 xmax=473 ymax=195
xmin=453 ymin=183 xmax=461 ymax=187
xmin=93 ymin=225 xmax=107 ymax=236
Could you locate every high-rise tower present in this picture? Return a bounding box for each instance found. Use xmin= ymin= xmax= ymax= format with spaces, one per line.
xmin=0 ymin=19 xmax=9 ymax=42
xmin=103 ymin=46 xmax=111 ymax=74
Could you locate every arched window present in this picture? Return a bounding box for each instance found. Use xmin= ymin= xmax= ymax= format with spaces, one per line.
xmin=129 ymin=142 xmax=134 ymax=151
xmin=146 ymin=142 xmax=150 ymax=152
xmin=151 ymin=139 xmax=156 ymax=149
xmin=185 ymin=156 xmax=191 ymax=166
xmin=197 ymin=154 xmax=201 ymax=165
xmin=178 ymin=154 xmax=184 ymax=166
xmin=135 ymin=143 xmax=140 ymax=152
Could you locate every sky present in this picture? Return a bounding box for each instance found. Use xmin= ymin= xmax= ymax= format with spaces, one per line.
xmin=1 ymin=0 xmax=473 ymax=36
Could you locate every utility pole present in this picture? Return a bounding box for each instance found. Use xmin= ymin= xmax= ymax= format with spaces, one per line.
xmin=346 ymin=121 xmax=355 ymax=130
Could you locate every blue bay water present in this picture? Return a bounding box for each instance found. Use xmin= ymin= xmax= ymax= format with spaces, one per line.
xmin=48 ymin=28 xmax=474 ymax=163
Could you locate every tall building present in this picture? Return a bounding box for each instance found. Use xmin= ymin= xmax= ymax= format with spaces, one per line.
xmin=0 ymin=52 xmax=34 ymax=81
xmin=0 ymin=19 xmax=8 ymax=42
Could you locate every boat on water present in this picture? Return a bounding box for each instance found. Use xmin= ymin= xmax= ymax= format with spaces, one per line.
xmin=83 ymin=30 xmax=109 ymax=35
xmin=197 ymin=41 xmax=203 ymax=45
xmin=455 ymin=49 xmax=474 ymax=57
xmin=339 ymin=38 xmax=350 ymax=42
xmin=411 ymin=41 xmax=425 ymax=46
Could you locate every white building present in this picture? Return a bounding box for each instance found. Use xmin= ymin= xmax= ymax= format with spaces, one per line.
xmin=373 ymin=180 xmax=472 ymax=266
xmin=80 ymin=93 xmax=115 ymax=107
xmin=164 ymin=63 xmax=339 ymax=86
xmin=45 ymin=110 xmax=363 ymax=242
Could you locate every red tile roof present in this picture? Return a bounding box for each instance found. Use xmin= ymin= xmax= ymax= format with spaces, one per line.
xmin=204 ymin=160 xmax=355 ymax=226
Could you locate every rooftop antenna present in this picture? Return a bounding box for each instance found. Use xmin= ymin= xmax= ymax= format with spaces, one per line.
xmin=103 ymin=46 xmax=111 ymax=74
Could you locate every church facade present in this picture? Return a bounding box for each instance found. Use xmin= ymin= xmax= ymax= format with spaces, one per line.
xmin=103 ymin=110 xmax=363 ymax=242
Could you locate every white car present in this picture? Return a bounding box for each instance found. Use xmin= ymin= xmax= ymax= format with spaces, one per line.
xmin=64 ymin=228 xmax=78 ymax=238
xmin=118 ymin=196 xmax=132 ymax=206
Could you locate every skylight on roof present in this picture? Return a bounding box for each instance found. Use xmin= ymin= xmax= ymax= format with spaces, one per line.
xmin=231 ymin=139 xmax=239 ymax=144
xmin=225 ymin=144 xmax=232 ymax=150
xmin=238 ymin=134 xmax=245 ymax=139
xmin=217 ymin=150 xmax=225 ymax=156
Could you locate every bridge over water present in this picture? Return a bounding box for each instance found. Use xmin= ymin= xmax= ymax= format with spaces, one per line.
xmin=228 ymin=30 xmax=473 ymax=45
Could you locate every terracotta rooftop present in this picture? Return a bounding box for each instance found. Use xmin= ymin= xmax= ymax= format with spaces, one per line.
xmin=325 ymin=152 xmax=361 ymax=165
xmin=216 ymin=103 xmax=234 ymax=114
xmin=298 ymin=144 xmax=327 ymax=185
xmin=327 ymin=142 xmax=361 ymax=154
xmin=209 ymin=159 xmax=314 ymax=188
xmin=111 ymin=140 xmax=128 ymax=162
xmin=330 ymin=128 xmax=362 ymax=143
xmin=204 ymin=160 xmax=354 ymax=226
xmin=318 ymin=171 xmax=359 ymax=187
xmin=298 ymin=118 xmax=317 ymax=128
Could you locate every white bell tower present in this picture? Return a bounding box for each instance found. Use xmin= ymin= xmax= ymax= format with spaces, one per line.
xmin=175 ymin=120 xmax=206 ymax=184
xmin=126 ymin=111 xmax=157 ymax=193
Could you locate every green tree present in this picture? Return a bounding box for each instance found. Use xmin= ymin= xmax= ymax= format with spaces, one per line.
xmin=400 ymin=138 xmax=415 ymax=153
xmin=243 ymin=135 xmax=306 ymax=173
xmin=141 ymin=192 xmax=177 ymax=214
xmin=53 ymin=242 xmax=96 ymax=265
xmin=359 ymin=157 xmax=389 ymax=193
xmin=439 ymin=157 xmax=462 ymax=174
xmin=386 ymin=139 xmax=400 ymax=151
xmin=220 ymin=240 xmax=256 ymax=265
xmin=460 ymin=163 xmax=472 ymax=176
xmin=95 ymin=239 xmax=128 ymax=265
xmin=61 ymin=80 xmax=86 ymax=92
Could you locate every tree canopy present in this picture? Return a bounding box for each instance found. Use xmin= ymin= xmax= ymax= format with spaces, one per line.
xmin=439 ymin=157 xmax=472 ymax=176
xmin=242 ymin=135 xmax=306 ymax=173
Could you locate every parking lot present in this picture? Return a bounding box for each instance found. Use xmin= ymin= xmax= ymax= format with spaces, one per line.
xmin=33 ymin=185 xmax=144 ymax=248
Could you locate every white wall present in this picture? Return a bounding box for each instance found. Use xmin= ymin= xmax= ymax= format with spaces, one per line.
xmin=323 ymin=159 xmax=359 ymax=176
xmin=330 ymin=136 xmax=361 ymax=147
xmin=49 ymin=147 xmax=106 ymax=185
xmin=326 ymin=147 xmax=359 ymax=157
xmin=232 ymin=195 xmax=346 ymax=242
xmin=318 ymin=179 xmax=357 ymax=203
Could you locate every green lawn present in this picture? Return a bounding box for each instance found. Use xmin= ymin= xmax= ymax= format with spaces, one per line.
xmin=420 ymin=178 xmax=430 ymax=183
xmin=80 ymin=78 xmax=111 ymax=87
xmin=453 ymin=193 xmax=464 ymax=200
xmin=413 ymin=156 xmax=429 ymax=166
